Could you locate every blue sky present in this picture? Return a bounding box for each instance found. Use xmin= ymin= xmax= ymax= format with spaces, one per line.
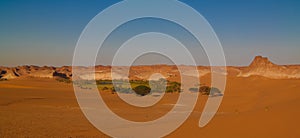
xmin=0 ymin=0 xmax=299 ymax=66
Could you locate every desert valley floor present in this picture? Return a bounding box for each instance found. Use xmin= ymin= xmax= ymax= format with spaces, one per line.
xmin=0 ymin=76 xmax=300 ymax=137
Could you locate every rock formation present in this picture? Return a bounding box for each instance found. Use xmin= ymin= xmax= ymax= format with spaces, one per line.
xmin=0 ymin=56 xmax=299 ymax=80
xmin=238 ymin=56 xmax=300 ymax=79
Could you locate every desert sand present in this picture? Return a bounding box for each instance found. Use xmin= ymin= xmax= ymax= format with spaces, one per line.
xmin=1 ymin=56 xmax=300 ymax=137
xmin=1 ymin=75 xmax=300 ymax=137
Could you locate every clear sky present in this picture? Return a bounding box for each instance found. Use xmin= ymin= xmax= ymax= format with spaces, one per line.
xmin=0 ymin=0 xmax=299 ymax=66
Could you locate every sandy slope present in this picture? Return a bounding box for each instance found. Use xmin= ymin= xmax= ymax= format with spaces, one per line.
xmin=0 ymin=77 xmax=300 ymax=137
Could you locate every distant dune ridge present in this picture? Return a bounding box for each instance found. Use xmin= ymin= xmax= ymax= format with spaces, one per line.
xmin=0 ymin=56 xmax=299 ymax=80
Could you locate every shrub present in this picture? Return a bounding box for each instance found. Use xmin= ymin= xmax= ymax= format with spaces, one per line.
xmin=149 ymin=78 xmax=167 ymax=92
xmin=56 ymin=78 xmax=72 ymax=83
xmin=189 ymin=86 xmax=222 ymax=96
xmin=119 ymin=88 xmax=133 ymax=93
xmin=102 ymin=87 xmax=109 ymax=91
xmin=166 ymin=86 xmax=174 ymax=93
xmin=210 ymin=87 xmax=222 ymax=96
xmin=133 ymin=85 xmax=151 ymax=96
xmin=111 ymin=87 xmax=116 ymax=92
xmin=96 ymin=80 xmax=112 ymax=85
xmin=189 ymin=87 xmax=199 ymax=92
xmin=165 ymin=82 xmax=181 ymax=93
xmin=199 ymin=86 xmax=211 ymax=95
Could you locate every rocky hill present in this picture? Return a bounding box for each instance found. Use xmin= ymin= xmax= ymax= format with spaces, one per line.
xmin=0 ymin=56 xmax=299 ymax=80
xmin=238 ymin=56 xmax=300 ymax=79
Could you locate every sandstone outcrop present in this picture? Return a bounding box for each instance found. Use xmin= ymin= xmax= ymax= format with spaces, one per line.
xmin=1 ymin=56 xmax=299 ymax=80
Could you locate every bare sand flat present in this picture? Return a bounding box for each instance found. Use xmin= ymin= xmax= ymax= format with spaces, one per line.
xmin=1 ymin=77 xmax=300 ymax=137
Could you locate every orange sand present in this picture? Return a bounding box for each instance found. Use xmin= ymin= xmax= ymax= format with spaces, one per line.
xmin=0 ymin=77 xmax=300 ymax=137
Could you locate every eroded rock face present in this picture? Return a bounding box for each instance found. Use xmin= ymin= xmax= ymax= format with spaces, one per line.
xmin=0 ymin=66 xmax=56 ymax=79
xmin=238 ymin=56 xmax=300 ymax=79
xmin=0 ymin=56 xmax=299 ymax=80
xmin=0 ymin=67 xmax=21 ymax=79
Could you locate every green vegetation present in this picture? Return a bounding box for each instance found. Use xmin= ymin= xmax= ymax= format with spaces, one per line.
xmin=55 ymin=78 xmax=72 ymax=83
xmin=133 ymin=85 xmax=151 ymax=96
xmin=210 ymin=87 xmax=222 ymax=96
xmin=130 ymin=80 xmax=150 ymax=87
xmin=69 ymin=78 xmax=222 ymax=96
xmin=96 ymin=80 xmax=114 ymax=90
xmin=101 ymin=86 xmax=109 ymax=91
xmin=96 ymin=79 xmax=181 ymax=94
xmin=189 ymin=86 xmax=223 ymax=96
xmin=100 ymin=80 xmax=133 ymax=94
xmin=199 ymin=86 xmax=211 ymax=95
xmin=113 ymin=87 xmax=133 ymax=94
xmin=166 ymin=81 xmax=182 ymax=93
xmin=73 ymin=80 xmax=95 ymax=89
xmin=188 ymin=87 xmax=198 ymax=92
xmin=149 ymin=78 xmax=167 ymax=92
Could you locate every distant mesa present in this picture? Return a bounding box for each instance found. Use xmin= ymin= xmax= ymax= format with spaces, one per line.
xmin=0 ymin=56 xmax=300 ymax=80
xmin=238 ymin=56 xmax=300 ymax=79
xmin=249 ymin=56 xmax=276 ymax=68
